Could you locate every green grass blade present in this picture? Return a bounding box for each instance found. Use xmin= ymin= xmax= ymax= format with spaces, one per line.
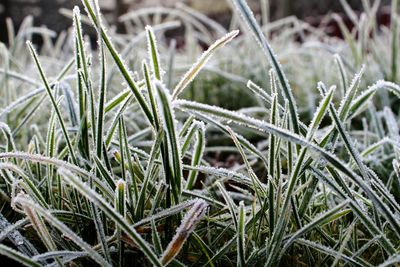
xmin=155 ymin=81 xmax=183 ymax=203
xmin=237 ymin=201 xmax=246 ymax=267
xmin=230 ymin=0 xmax=300 ymax=135
xmin=186 ymin=121 xmax=205 ymax=190
xmin=81 ymin=0 xmax=154 ymax=125
xmin=146 ymin=26 xmax=162 ymax=81
xmin=334 ymin=54 xmax=348 ymax=96
xmin=26 ymin=42 xmax=77 ymax=165
xmin=58 ymin=168 xmax=162 ymax=267
xmin=282 ymin=200 xmax=351 ymax=252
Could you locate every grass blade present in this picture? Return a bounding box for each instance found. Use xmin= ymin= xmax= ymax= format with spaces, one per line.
xmin=160 ymin=199 xmax=208 ymax=265
xmin=172 ymin=30 xmax=239 ymax=100
xmin=58 ymin=168 xmax=162 ymax=266
xmin=26 ymin=42 xmax=77 ymax=164
xmin=230 ymin=0 xmax=300 ymax=135
xmin=155 ymin=81 xmax=183 ymax=203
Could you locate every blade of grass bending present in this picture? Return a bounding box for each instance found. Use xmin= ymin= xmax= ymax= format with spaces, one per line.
xmin=58 ymin=168 xmax=162 ymax=266
xmin=26 ymin=42 xmax=77 ymax=165
xmin=81 ymin=0 xmax=154 ymax=125
xmin=172 ymin=30 xmax=239 ymax=100
xmin=230 ymin=0 xmax=300 ymax=136
xmin=177 ymin=89 xmax=380 ymax=264
xmin=160 ymin=199 xmax=208 ymax=266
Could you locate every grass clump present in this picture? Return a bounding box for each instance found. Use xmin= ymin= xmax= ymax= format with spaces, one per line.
xmin=0 ymin=0 xmax=400 ymax=266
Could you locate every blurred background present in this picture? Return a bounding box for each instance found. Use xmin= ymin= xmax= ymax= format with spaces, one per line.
xmin=0 ymin=0 xmax=393 ymax=44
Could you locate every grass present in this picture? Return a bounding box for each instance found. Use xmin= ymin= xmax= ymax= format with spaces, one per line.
xmin=0 ymin=0 xmax=399 ymax=266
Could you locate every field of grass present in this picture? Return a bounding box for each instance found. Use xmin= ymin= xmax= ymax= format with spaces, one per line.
xmin=0 ymin=0 xmax=399 ymax=266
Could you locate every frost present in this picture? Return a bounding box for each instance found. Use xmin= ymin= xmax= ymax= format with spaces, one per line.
xmin=133 ymin=199 xmax=197 ymax=228
xmin=161 ymin=199 xmax=208 ymax=265
xmin=172 ymin=30 xmax=239 ymax=100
